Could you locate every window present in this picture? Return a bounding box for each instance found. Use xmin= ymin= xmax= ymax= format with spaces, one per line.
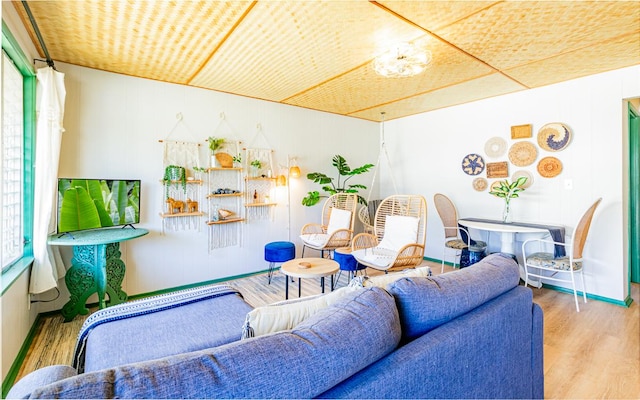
xmin=1 ymin=22 xmax=35 ymax=277
xmin=2 ymin=51 xmax=24 ymax=269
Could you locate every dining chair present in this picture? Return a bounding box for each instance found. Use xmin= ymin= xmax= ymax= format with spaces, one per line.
xmin=433 ymin=193 xmax=471 ymax=273
xmin=521 ymin=198 xmax=602 ymax=312
xmin=300 ymin=193 xmax=358 ymax=258
xmin=351 ymin=194 xmax=427 ymax=273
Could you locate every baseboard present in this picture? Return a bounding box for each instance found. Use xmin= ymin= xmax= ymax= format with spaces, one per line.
xmin=541 ymin=283 xmax=633 ymax=307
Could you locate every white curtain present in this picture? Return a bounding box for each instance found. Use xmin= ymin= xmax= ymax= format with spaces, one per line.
xmin=29 ymin=67 xmax=66 ymax=294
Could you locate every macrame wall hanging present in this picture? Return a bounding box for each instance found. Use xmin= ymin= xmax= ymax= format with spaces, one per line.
xmin=159 ymin=113 xmax=203 ymax=233
xmin=207 ymin=113 xmax=244 ymax=249
xmin=244 ymin=124 xmax=276 ymax=222
xmin=208 ymin=222 xmax=241 ymax=251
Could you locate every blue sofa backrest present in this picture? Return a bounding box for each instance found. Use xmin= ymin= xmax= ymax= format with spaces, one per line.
xmin=388 ymin=253 xmax=521 ymax=342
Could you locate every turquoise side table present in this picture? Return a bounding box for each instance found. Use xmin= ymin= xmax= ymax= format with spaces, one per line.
xmin=48 ymin=227 xmax=149 ymax=322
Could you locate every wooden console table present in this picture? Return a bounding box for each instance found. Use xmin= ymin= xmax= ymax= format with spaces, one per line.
xmin=48 ymin=227 xmax=148 ymax=321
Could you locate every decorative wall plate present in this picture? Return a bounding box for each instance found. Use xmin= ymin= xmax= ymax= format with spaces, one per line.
xmin=508 ymin=141 xmax=537 ymax=167
xmin=538 ymin=123 xmax=571 ymax=152
xmin=473 ymin=177 xmax=488 ymax=191
xmin=537 ymin=156 xmax=563 ymax=178
xmin=511 ymin=124 xmax=532 ymax=139
xmin=484 ymin=137 xmax=507 ymax=158
xmin=461 ymin=153 xmax=485 ymax=176
xmin=486 ymin=161 xmax=508 ymax=178
xmin=511 ymin=170 xmax=533 ymax=188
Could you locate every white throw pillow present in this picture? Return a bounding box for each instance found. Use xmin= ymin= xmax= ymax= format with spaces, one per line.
xmin=242 ymin=286 xmax=360 ymax=339
xmin=377 ymin=215 xmax=419 ymax=251
xmin=348 ymin=266 xmax=432 ymax=288
xmin=326 ymin=208 xmax=352 ymax=235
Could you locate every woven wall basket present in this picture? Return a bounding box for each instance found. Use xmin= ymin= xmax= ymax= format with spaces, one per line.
xmin=215 ymin=152 xmax=234 ymax=168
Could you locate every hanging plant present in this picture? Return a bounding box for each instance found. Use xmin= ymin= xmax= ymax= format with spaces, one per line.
xmin=163 ymin=165 xmax=187 ymax=198
xmin=302 ymin=155 xmax=374 ymax=206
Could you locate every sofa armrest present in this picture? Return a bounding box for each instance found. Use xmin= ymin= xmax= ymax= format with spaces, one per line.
xmin=7 ymin=366 xmax=77 ymax=399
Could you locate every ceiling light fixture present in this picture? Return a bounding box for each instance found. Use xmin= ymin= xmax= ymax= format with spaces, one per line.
xmin=373 ymin=42 xmax=431 ymax=78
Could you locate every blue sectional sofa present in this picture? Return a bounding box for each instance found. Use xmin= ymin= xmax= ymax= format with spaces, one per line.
xmin=8 ymin=253 xmax=543 ymax=399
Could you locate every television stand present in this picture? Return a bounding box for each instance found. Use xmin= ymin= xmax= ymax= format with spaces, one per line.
xmin=48 ymin=227 xmax=149 ymax=322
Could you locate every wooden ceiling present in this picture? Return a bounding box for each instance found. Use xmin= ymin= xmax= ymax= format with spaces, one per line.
xmin=13 ymin=1 xmax=640 ymax=122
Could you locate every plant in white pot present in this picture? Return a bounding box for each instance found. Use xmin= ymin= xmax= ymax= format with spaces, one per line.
xmin=488 ymin=176 xmax=528 ymax=223
xmin=208 ymin=137 xmax=232 ymax=167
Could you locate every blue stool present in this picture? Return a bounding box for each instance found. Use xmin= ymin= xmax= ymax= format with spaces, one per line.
xmin=264 ymin=241 xmax=296 ymax=284
xmin=334 ymin=247 xmax=366 ymax=284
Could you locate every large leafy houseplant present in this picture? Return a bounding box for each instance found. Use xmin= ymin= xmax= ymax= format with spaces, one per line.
xmin=302 ymin=155 xmax=374 ymax=206
xmin=488 ymin=176 xmax=528 ymax=222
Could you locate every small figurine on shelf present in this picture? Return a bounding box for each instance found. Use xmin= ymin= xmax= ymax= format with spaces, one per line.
xmin=186 ymin=199 xmax=198 ymax=213
xmin=166 ymin=197 xmax=185 ymax=214
xmin=253 ymin=189 xmax=258 ymax=203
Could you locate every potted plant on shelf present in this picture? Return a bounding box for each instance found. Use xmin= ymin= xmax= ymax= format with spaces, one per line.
xmin=192 ymin=166 xmax=207 ymax=181
xmin=208 ymin=137 xmax=232 ymax=168
xmin=163 ymin=165 xmax=187 ymax=199
xmin=232 ymin=153 xmax=242 ymax=168
xmin=250 ymin=159 xmax=262 ymax=177
xmin=488 ymin=176 xmax=528 ymax=223
xmin=302 ymin=154 xmax=374 ymax=206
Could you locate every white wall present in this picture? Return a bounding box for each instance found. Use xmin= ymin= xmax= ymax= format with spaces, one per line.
xmin=47 ymin=62 xmax=378 ymax=307
xmin=383 ymin=65 xmax=640 ymax=302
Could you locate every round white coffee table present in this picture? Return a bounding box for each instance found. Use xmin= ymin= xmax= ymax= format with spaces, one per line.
xmin=281 ymin=257 xmax=339 ymax=299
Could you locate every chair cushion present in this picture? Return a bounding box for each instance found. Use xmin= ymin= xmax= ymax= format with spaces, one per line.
xmin=526 ymin=252 xmax=581 ymax=271
xmin=378 ymin=215 xmax=419 ymax=251
xmin=242 ymin=286 xmax=360 ymax=338
xmin=300 ymin=233 xmax=329 ymax=248
xmin=445 ymin=238 xmax=468 ymax=249
xmin=326 ymin=208 xmax=352 ymax=234
xmin=352 ymin=247 xmax=397 ymax=269
xmin=387 ymin=253 xmax=520 ymax=342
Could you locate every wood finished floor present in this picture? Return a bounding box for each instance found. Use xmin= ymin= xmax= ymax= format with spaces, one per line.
xmin=15 ymin=260 xmax=640 ymax=399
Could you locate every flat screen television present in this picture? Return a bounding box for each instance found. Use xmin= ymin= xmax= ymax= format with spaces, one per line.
xmin=56 ymin=178 xmax=141 ymax=234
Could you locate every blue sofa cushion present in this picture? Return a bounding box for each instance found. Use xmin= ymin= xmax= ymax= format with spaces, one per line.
xmin=30 ymin=287 xmax=401 ymax=399
xmin=388 ymin=252 xmax=520 ymax=342
xmin=82 ymin=285 xmax=252 ymax=372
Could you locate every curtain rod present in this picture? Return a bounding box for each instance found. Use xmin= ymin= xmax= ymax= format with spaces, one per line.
xmin=21 ymin=1 xmax=56 ymax=69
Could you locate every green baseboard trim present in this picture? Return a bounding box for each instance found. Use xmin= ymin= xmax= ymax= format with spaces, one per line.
xmin=422 ymin=256 xmax=454 ymax=267
xmin=2 ymin=314 xmax=42 ymax=398
xmin=541 ymin=283 xmax=633 ymax=308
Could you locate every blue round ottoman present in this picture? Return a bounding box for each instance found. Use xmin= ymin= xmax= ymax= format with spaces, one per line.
xmin=265 ymin=241 xmax=295 ymax=284
xmin=334 ymin=247 xmax=366 ymax=283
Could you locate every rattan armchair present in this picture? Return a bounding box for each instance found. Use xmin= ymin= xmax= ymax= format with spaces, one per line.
xmin=351 ymin=195 xmax=427 ymax=272
xmin=300 ymin=193 xmax=358 ymax=258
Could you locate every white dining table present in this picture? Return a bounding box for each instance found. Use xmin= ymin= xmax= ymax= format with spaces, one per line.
xmin=457 ymin=218 xmax=559 ymax=288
